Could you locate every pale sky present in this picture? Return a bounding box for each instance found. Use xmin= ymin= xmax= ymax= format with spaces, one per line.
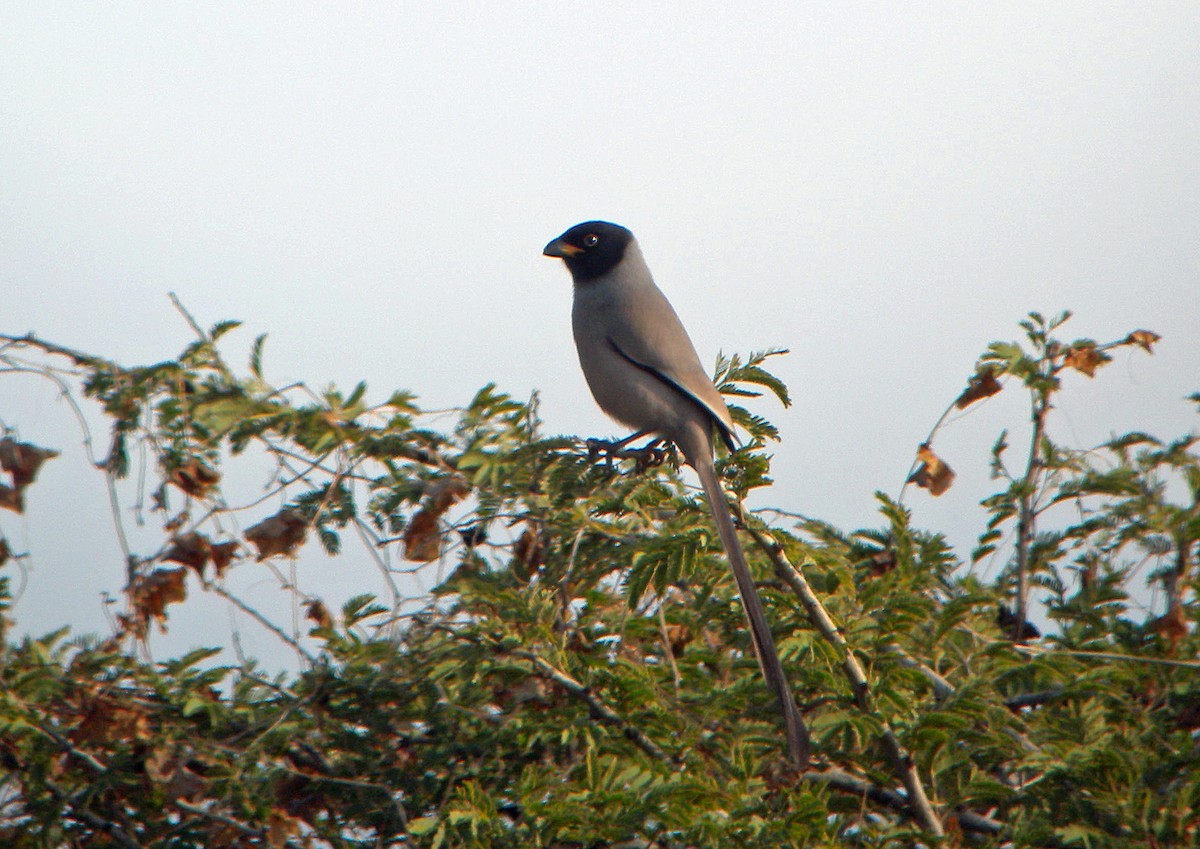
xmin=2 ymin=4 xmax=1198 ymax=663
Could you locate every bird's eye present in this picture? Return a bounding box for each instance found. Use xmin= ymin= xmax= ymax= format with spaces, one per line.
xmin=583 ymin=233 xmax=599 ymax=247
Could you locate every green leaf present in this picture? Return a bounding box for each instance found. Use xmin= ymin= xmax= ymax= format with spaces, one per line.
xmin=249 ymin=333 xmax=267 ymax=377
xmin=182 ymin=695 xmax=210 ymax=717
xmin=208 ymin=319 xmax=242 ymax=340
xmin=345 ymin=380 xmax=368 ymax=409
xmin=408 ymin=817 xmax=439 ymax=836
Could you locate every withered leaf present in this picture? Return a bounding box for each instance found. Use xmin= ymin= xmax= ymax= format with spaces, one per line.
xmin=1064 ymin=342 xmax=1109 ymax=377
xmin=403 ymin=508 xmax=441 ymax=562
xmin=245 ymin=509 xmax=308 ymax=561
xmin=1079 ymin=557 xmax=1098 ymax=593
xmin=866 ymin=549 xmax=898 ymax=577
xmin=0 ymin=485 xmax=21 ymax=514
xmin=76 ymin=696 xmax=151 ymax=745
xmin=907 ymin=443 xmax=956 ymax=496
xmin=168 ymin=458 xmax=220 ymax=498
xmin=0 ymin=537 xmax=10 ymax=566
xmin=426 ymin=474 xmax=470 ymax=516
xmin=145 ymin=747 xmax=209 ymax=800
xmin=505 ymin=677 xmax=551 ymax=708
xmin=163 ymin=532 xmax=212 ymax=576
xmin=1126 ymin=329 xmax=1162 ymax=353
xmin=304 ymin=599 xmax=333 ymax=631
xmin=954 ymin=367 xmax=1003 ymax=409
xmin=210 ymin=540 xmax=239 ymax=577
xmin=664 ymin=623 xmax=693 ymax=654
xmin=0 ymin=438 xmax=60 ymax=489
xmin=513 ymin=526 xmax=546 ymax=573
xmin=267 ymin=809 xmax=302 ymax=849
xmin=131 ymin=568 xmax=189 ymax=634
xmin=1150 ymin=604 xmax=1188 ymax=654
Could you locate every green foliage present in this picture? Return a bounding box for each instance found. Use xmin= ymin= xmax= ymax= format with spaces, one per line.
xmin=0 ymin=313 xmax=1196 ymax=847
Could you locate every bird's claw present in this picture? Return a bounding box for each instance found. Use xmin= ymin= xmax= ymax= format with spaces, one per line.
xmin=586 ymin=436 xmax=674 ymax=471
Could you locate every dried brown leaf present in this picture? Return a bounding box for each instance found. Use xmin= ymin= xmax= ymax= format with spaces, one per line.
xmin=0 ymin=438 xmax=60 ymax=489
xmin=163 ymin=509 xmax=190 ymax=533
xmin=664 ymin=623 xmax=693 ymax=654
xmin=1150 ymin=604 xmax=1188 ymax=654
xmin=210 ymin=540 xmax=239 ymax=577
xmin=907 ymin=443 xmax=956 ymax=496
xmin=0 ymin=485 xmax=23 ymax=514
xmin=1064 ymin=342 xmax=1109 ymax=377
xmin=76 ymin=696 xmax=152 ymax=745
xmin=513 ymin=526 xmax=546 ymax=571
xmin=954 ymin=367 xmax=1003 ymax=409
xmin=304 ymin=599 xmax=333 ymax=631
xmin=163 ymin=532 xmax=212 ymax=576
xmin=130 ymin=568 xmax=189 ymax=635
xmin=168 ymin=458 xmax=221 ymax=498
xmin=388 ymin=472 xmax=470 ymax=566
xmin=1126 ymin=329 xmax=1162 ymax=353
xmin=245 ymin=509 xmax=308 ymax=561
xmin=866 ymin=549 xmax=898 ymax=577
xmin=267 ymin=809 xmax=302 ymax=849
xmin=426 ymin=474 xmax=470 ymax=516
xmin=403 ymin=508 xmax=441 ymax=562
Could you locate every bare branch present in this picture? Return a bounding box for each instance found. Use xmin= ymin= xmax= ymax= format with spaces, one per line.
xmin=884 ymin=644 xmax=955 ymax=700
xmin=207 ymin=583 xmax=317 ymax=666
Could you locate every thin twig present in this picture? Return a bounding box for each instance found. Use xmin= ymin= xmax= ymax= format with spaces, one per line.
xmin=0 ymin=332 xmax=105 ymax=367
xmin=657 ymin=602 xmax=682 ymax=693
xmin=804 ymin=767 xmax=1007 ymax=838
xmin=1013 ymin=385 xmax=1049 ymax=640
xmin=173 ymin=799 xmax=308 ymax=849
xmin=1004 ymin=687 xmax=1067 ymax=710
xmin=1013 ymin=644 xmax=1200 ymax=669
xmin=514 ymin=650 xmax=673 ymax=765
xmin=208 ymin=583 xmax=317 ymax=666
xmin=354 ymin=514 xmax=403 ymax=619
xmin=884 ymin=644 xmax=955 ymax=700
xmin=174 ymin=799 xmax=261 ymax=838
xmin=168 ymin=292 xmax=208 ymax=340
xmin=45 ymin=782 xmax=141 ymax=849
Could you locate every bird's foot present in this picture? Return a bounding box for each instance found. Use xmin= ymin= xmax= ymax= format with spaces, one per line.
xmin=586 ymin=435 xmax=674 ymax=471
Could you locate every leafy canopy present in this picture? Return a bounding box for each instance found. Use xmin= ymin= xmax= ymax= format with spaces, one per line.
xmin=0 ymin=312 xmax=1196 ymax=848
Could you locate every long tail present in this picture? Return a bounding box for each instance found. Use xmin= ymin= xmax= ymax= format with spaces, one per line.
xmin=693 ymin=450 xmax=811 ymax=768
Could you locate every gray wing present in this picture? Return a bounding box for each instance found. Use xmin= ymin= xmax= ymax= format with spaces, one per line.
xmin=573 ymin=239 xmax=739 ymax=451
xmin=605 ymin=334 xmax=739 ymax=452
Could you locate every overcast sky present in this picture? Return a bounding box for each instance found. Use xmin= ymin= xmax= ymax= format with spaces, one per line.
xmin=2 ymin=4 xmax=1198 ymax=663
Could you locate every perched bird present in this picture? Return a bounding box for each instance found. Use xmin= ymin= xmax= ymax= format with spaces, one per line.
xmin=543 ymin=220 xmax=811 ymax=768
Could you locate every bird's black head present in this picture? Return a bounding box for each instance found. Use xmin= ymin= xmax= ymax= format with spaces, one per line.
xmin=543 ymin=221 xmax=633 ymax=282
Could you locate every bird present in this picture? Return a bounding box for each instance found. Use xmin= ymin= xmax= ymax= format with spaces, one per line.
xmin=543 ymin=220 xmax=811 ymax=768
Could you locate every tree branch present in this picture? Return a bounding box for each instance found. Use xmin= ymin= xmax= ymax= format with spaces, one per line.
xmin=514 ymin=650 xmax=673 ymax=765
xmin=207 ymin=583 xmax=317 ymax=666
xmin=804 ymin=767 xmax=1006 ymax=838
xmin=744 ymin=524 xmax=945 ymax=837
